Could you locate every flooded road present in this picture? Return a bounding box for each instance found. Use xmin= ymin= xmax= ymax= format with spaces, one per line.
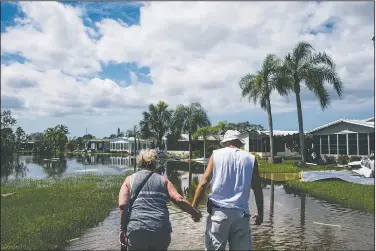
xmin=66 ymin=185 xmax=374 ymax=250
xmin=2 ymin=155 xmax=374 ymax=250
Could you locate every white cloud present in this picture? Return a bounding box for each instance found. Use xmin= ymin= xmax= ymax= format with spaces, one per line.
xmin=1 ymin=1 xmax=374 ymax=132
xmin=1 ymin=2 xmax=101 ymax=76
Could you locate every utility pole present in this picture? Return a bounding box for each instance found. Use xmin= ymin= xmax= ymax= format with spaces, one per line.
xmin=133 ymin=125 xmax=137 ymax=171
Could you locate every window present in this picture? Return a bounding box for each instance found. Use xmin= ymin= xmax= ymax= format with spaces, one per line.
xmin=321 ymin=135 xmax=328 ymax=154
xmin=250 ymin=138 xmax=264 ymax=152
xmin=358 ymin=133 xmax=368 ymax=155
xmin=348 ymin=134 xmax=357 ymax=155
xmin=329 ymin=135 xmax=338 ymax=154
xmin=98 ymin=143 xmax=103 ymax=149
xmin=274 ymin=138 xmax=285 ymax=153
xmin=116 ymin=143 xmax=120 ymax=150
xmin=338 ymin=134 xmax=347 ymax=154
xmin=370 ymin=133 xmax=375 ymax=153
xmin=313 ymin=135 xmax=320 ymax=152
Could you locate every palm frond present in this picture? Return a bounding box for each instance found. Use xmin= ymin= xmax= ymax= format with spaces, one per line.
xmin=293 ymin=41 xmax=314 ymax=64
xmin=311 ymin=52 xmax=335 ymax=69
xmin=305 ymin=66 xmax=340 ymax=109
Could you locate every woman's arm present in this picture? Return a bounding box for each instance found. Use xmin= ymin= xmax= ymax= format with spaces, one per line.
xmin=119 ymin=176 xmax=131 ymax=231
xmin=162 ymin=177 xmax=201 ymax=221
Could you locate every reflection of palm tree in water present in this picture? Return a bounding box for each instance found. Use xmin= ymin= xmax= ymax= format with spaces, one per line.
xmin=42 ymin=159 xmax=67 ymax=178
xmin=167 ymin=163 xmax=183 ymax=196
xmin=1 ymin=156 xmax=28 ymax=184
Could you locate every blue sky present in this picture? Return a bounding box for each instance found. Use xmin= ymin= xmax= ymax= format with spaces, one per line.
xmin=1 ymin=1 xmax=374 ymax=137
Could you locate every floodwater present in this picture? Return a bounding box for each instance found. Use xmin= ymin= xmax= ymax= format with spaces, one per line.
xmin=2 ymin=155 xmax=375 ymax=250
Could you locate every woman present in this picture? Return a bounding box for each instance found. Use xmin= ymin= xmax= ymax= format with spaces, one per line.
xmin=119 ymin=149 xmax=202 ymax=250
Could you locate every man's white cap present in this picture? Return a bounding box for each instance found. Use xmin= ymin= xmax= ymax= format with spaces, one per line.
xmin=220 ymin=130 xmax=246 ymax=147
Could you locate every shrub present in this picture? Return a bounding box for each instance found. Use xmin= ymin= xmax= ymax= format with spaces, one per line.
xmin=322 ymin=155 xmax=336 ymax=164
xmin=349 ymin=156 xmax=362 ymax=162
xmin=251 ymin=152 xmax=261 ymax=159
xmin=337 ymin=155 xmax=350 ymax=165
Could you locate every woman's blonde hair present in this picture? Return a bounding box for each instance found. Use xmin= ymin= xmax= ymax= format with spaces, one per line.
xmin=136 ymin=149 xmax=158 ymax=169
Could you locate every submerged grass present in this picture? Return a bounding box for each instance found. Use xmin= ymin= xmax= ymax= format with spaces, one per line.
xmin=286 ymin=180 xmax=375 ymax=213
xmin=258 ymin=160 xmax=340 ymax=173
xmin=1 ymin=174 xmax=129 ymax=250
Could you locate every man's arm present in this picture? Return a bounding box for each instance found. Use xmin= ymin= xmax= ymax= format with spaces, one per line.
xmin=251 ymin=159 xmax=264 ymax=223
xmin=191 ymin=154 xmax=214 ymax=209
xmin=118 ymin=176 xmax=131 ymax=231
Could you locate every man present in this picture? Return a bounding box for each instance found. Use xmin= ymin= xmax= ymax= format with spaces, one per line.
xmin=192 ymin=130 xmax=264 ymax=251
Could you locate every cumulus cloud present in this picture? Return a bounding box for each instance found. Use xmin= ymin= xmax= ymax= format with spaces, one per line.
xmin=1 ymin=2 xmax=101 ymax=76
xmin=0 ymin=1 xmax=374 ymax=133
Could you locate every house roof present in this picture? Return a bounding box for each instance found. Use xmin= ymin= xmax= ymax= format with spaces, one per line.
xmin=178 ymin=134 xmax=222 ymax=141
xmin=309 ymin=118 xmax=375 ymax=133
xmin=364 ymin=117 xmax=375 ymax=122
xmin=259 ymin=130 xmax=303 ymax=136
xmin=109 ymin=137 xmax=151 ymax=143
xmin=88 ymin=138 xmax=110 ymax=142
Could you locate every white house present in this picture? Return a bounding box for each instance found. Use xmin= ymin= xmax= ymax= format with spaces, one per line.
xmin=109 ymin=137 xmax=152 ymax=153
xmin=309 ymin=117 xmax=375 ymax=157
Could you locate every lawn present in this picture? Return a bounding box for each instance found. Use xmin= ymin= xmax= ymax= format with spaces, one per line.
xmin=285 ymin=180 xmax=375 ymax=213
xmin=258 ymin=160 xmax=341 ymax=173
xmin=1 ymin=174 xmax=128 ymax=250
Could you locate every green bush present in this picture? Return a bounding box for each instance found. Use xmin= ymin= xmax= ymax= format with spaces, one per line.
xmin=251 ymin=152 xmax=261 ymax=159
xmin=323 ymin=155 xmax=336 ymax=164
xmin=349 ymin=156 xmax=362 ymax=162
xmin=337 ymin=155 xmax=350 ymax=165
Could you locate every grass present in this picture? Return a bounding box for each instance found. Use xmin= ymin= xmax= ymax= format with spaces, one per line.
xmin=1 ymin=174 xmax=129 ymax=250
xmin=286 ymin=180 xmax=375 ymax=213
xmin=258 ymin=159 xmax=341 ymax=173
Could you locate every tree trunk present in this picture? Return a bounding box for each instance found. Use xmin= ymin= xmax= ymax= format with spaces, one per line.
xmin=295 ymin=90 xmax=306 ymax=164
xmin=134 ymin=127 xmax=137 ymax=156
xmin=267 ymin=98 xmax=275 ymax=163
xmin=203 ymin=140 xmax=206 ymax=158
xmin=188 ymin=132 xmax=192 ymax=160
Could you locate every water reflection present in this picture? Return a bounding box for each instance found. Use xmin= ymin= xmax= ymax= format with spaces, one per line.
xmin=40 ymin=159 xmax=67 ymax=178
xmin=0 ymin=157 xmax=28 ymax=184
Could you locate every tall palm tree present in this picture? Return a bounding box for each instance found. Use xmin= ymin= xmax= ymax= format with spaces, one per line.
xmin=139 ymin=101 xmax=173 ymax=149
xmin=193 ymin=126 xmax=218 ymax=158
xmin=239 ymin=54 xmax=289 ymax=163
xmin=172 ymin=102 xmax=211 ymax=159
xmin=282 ymin=41 xmax=343 ymax=163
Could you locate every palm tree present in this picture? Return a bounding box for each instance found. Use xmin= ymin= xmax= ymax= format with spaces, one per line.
xmin=43 ymin=125 xmax=69 ymax=156
xmin=282 ymin=41 xmax=343 ymax=163
xmin=239 ymin=54 xmax=289 ymax=163
xmin=172 ymin=102 xmax=211 ymax=159
xmin=54 ymin=125 xmax=69 ymax=154
xmin=193 ymin=126 xmax=218 ymax=158
xmin=139 ymin=101 xmax=173 ymax=149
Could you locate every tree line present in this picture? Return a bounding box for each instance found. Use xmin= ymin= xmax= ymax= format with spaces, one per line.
xmin=1 ymin=108 xmax=265 ymax=159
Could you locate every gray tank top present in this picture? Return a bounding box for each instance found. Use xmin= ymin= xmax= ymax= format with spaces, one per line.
xmin=127 ymin=170 xmax=172 ymax=233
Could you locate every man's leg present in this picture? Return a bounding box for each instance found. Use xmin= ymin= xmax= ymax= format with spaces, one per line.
xmin=228 ymin=214 xmax=251 ymax=251
xmin=205 ymin=208 xmax=232 ymax=251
